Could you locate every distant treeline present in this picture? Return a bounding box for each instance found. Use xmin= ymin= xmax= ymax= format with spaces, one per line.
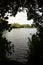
xmin=10 ymin=23 xmax=36 ymax=28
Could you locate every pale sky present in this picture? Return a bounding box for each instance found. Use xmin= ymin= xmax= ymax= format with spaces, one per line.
xmin=7 ymin=9 xmax=33 ymax=25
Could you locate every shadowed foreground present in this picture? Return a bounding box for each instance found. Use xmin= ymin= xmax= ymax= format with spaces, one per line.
xmin=0 ymin=34 xmax=25 ymax=65
xmin=0 ymin=60 xmax=25 ymax=65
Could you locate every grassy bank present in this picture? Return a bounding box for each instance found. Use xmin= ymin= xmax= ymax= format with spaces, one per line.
xmin=10 ymin=23 xmax=35 ymax=28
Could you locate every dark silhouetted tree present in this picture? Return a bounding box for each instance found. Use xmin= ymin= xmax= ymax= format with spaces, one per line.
xmin=0 ymin=0 xmax=43 ymax=65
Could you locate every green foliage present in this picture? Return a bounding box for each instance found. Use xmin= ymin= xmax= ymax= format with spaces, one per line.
xmin=0 ymin=0 xmax=43 ymax=65
xmin=21 ymin=24 xmax=31 ymax=28
xmin=11 ymin=23 xmax=21 ymax=28
xmin=0 ymin=0 xmax=43 ymax=29
xmin=10 ymin=23 xmax=31 ymax=28
xmin=31 ymin=24 xmax=37 ymax=28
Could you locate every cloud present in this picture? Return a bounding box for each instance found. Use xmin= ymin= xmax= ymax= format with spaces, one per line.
xmin=7 ymin=9 xmax=33 ymax=25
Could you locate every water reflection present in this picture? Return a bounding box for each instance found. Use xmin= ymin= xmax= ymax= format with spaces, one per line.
xmin=1 ymin=28 xmax=37 ymax=65
xmin=0 ymin=32 xmax=14 ymax=65
xmin=0 ymin=19 xmax=25 ymax=65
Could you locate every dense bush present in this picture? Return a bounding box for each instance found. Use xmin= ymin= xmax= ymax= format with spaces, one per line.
xmin=10 ymin=23 xmax=31 ymax=28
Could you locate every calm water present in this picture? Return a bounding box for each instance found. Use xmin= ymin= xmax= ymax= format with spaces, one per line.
xmin=3 ymin=28 xmax=37 ymax=63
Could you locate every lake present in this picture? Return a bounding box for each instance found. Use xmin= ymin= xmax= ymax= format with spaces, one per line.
xmin=3 ymin=28 xmax=37 ymax=64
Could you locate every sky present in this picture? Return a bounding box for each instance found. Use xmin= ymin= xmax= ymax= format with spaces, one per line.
xmin=7 ymin=8 xmax=33 ymax=25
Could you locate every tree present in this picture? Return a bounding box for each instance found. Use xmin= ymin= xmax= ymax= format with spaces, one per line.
xmin=0 ymin=0 xmax=43 ymax=65
xmin=0 ymin=0 xmax=43 ymax=29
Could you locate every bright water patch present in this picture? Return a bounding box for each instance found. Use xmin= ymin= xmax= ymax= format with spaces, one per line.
xmin=3 ymin=28 xmax=37 ymax=63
